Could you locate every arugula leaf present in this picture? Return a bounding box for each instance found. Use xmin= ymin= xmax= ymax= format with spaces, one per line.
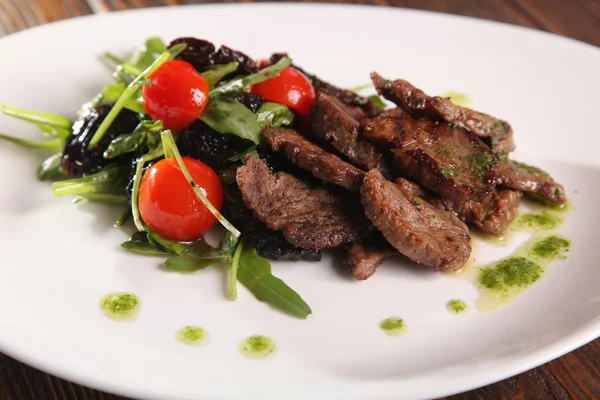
xmin=72 ymin=193 xmax=129 ymax=204
xmin=202 ymin=62 xmax=239 ymax=87
xmin=368 ymin=94 xmax=387 ymax=109
xmin=146 ymin=229 xmax=187 ymax=254
xmin=126 ymin=37 xmax=168 ymax=73
xmin=201 ymin=96 xmax=262 ymax=144
xmin=165 ymin=231 xmax=238 ymax=272
xmin=104 ymin=120 xmax=163 ymax=159
xmin=37 ymin=153 xmax=66 ymax=181
xmin=52 ymin=164 xmax=129 ymax=198
xmin=210 ymin=56 xmax=292 ymax=95
xmin=256 ymin=103 xmax=294 ymax=129
xmin=1 ymin=105 xmax=72 ymax=140
xmin=121 ymin=232 xmax=171 ymax=256
xmin=237 ymin=241 xmax=312 ymax=319
xmin=0 ymin=133 xmax=63 ymax=152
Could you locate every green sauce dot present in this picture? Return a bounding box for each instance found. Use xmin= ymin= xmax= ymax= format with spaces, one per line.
xmin=447 ymin=300 xmax=468 ymax=314
xmin=380 ymin=317 xmax=407 ymax=337
xmin=532 ymin=235 xmax=570 ymax=259
xmin=239 ymin=335 xmax=276 ymax=359
xmin=176 ymin=326 xmax=208 ymax=346
xmin=99 ymin=292 xmax=139 ymax=321
xmin=479 ymin=257 xmax=542 ymax=291
xmin=519 ymin=212 xmax=561 ymax=230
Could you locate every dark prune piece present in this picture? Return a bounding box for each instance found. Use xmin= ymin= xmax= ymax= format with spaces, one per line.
xmin=211 ymin=45 xmax=258 ymax=76
xmin=253 ymin=228 xmax=321 ymax=261
xmin=169 ymin=37 xmax=215 ymax=73
xmin=62 ymin=104 xmax=139 ymax=177
xmin=230 ymin=92 xmax=264 ymax=113
xmin=177 ymin=120 xmax=239 ymax=170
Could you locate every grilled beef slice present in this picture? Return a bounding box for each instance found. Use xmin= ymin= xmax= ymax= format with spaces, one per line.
xmin=497 ymin=160 xmax=566 ymax=204
xmin=361 ymin=169 xmax=471 ymax=271
xmin=346 ymin=232 xmax=396 ymax=280
xmin=308 ymin=92 xmax=392 ymax=177
xmin=263 ymin=127 xmax=365 ymax=192
xmin=236 ymin=156 xmax=369 ymax=249
xmin=362 ymin=114 xmax=519 ymax=234
xmin=371 ymin=73 xmax=515 ymax=153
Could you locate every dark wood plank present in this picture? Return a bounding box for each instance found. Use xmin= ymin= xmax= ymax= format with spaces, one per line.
xmin=1 ymin=1 xmax=600 ymax=400
xmin=0 ymin=0 xmax=92 ymax=36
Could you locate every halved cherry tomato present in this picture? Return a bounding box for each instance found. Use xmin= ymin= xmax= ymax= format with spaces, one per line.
xmin=142 ymin=60 xmax=209 ymax=130
xmin=138 ymin=157 xmax=223 ymax=241
xmin=250 ymin=67 xmax=315 ymax=116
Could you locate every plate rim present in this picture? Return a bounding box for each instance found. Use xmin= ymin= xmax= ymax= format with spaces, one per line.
xmin=1 ymin=3 xmax=599 ymax=400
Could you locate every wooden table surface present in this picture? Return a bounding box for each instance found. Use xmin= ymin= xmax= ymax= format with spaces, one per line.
xmin=1 ymin=1 xmax=599 ymax=399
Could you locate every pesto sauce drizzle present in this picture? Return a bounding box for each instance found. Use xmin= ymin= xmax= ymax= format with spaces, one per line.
xmin=380 ymin=317 xmax=407 ymax=337
xmin=99 ymin=292 xmax=140 ymax=321
xmin=176 ymin=326 xmax=208 ymax=346
xmin=474 ymin=233 xmax=571 ymax=310
xmin=446 ymin=300 xmax=468 ymax=314
xmin=239 ymin=335 xmax=277 ymax=359
xmin=442 ymin=92 xmax=471 ymax=107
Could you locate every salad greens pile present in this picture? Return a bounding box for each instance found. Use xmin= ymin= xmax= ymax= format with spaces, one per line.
xmin=0 ymin=37 xmax=312 ymax=319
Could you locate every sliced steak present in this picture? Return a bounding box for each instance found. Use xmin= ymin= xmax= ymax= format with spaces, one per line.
xmin=236 ymin=156 xmax=369 ymax=249
xmin=346 ymin=232 xmax=396 ymax=281
xmin=497 ymin=160 xmax=567 ymax=204
xmin=362 ymin=114 xmax=520 ymax=234
xmin=442 ymin=189 xmax=521 ymax=235
xmin=371 ymin=73 xmax=515 ymax=153
xmin=308 ymin=92 xmax=393 ymax=177
xmin=263 ymin=127 xmax=365 ymax=192
xmin=361 ymin=169 xmax=471 ymax=272
xmin=362 ymin=114 xmax=500 ymax=207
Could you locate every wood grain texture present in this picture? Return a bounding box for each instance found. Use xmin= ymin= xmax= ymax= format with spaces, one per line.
xmin=0 ymin=1 xmax=599 ymax=400
xmin=0 ymin=0 xmax=92 ymax=36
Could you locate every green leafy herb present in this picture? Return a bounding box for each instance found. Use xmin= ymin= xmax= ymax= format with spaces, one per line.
xmin=124 ymin=37 xmax=168 ymax=75
xmin=104 ymin=120 xmax=163 ymax=159
xmin=202 ymin=62 xmax=239 ymax=87
xmin=349 ymin=83 xmax=374 ymax=92
xmin=0 ymin=133 xmax=63 ymax=152
xmin=121 ymin=232 xmax=171 ymax=256
xmin=160 ymin=130 xmax=240 ymax=237
xmin=210 ymin=56 xmax=292 ymax=95
xmin=88 ymin=49 xmax=173 ymax=149
xmin=165 ymin=231 xmax=238 ymax=272
xmin=1 ymin=105 xmax=72 ymax=140
xmin=72 ymin=193 xmax=129 ymax=204
xmin=52 ymin=164 xmax=129 ymax=198
xmin=146 ymin=229 xmax=187 ymax=254
xmin=368 ymin=94 xmax=387 ymax=109
xmin=37 ymin=153 xmax=66 ymax=181
xmin=201 ymin=96 xmax=262 ymax=145
xmin=229 ymin=239 xmax=243 ymax=300
xmin=237 ymin=241 xmax=312 ymax=318
xmin=256 ymin=102 xmax=294 ymax=129
xmin=130 ymin=146 xmax=164 ymax=231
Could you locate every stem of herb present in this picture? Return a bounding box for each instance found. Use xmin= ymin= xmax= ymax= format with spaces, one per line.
xmin=1 ymin=105 xmax=72 ymax=129
xmin=131 ymin=156 xmax=148 ymax=232
xmin=88 ymin=51 xmax=170 ymax=149
xmin=229 ymin=238 xmax=243 ymax=301
xmin=104 ymin=52 xmax=125 ymax=65
xmin=115 ymin=208 xmax=131 ymax=227
xmin=0 ymin=133 xmax=63 ymax=152
xmin=160 ymin=130 xmax=241 ymax=238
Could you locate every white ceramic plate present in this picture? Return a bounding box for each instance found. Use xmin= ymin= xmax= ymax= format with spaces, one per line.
xmin=1 ymin=4 xmax=599 ymax=400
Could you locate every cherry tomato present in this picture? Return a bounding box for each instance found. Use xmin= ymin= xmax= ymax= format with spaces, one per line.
xmin=138 ymin=157 xmax=224 ymax=241
xmin=142 ymin=60 xmax=209 ymax=130
xmin=250 ymin=67 xmax=315 ymax=116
